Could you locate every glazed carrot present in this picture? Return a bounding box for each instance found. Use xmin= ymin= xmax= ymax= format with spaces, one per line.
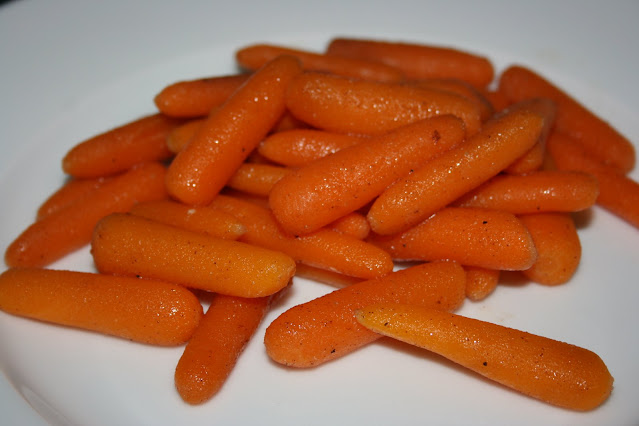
xmin=166 ymin=56 xmax=302 ymax=206
xmin=519 ymin=213 xmax=581 ymax=286
xmin=355 ymin=304 xmax=613 ymax=411
xmin=257 ymin=129 xmax=365 ymax=167
xmin=498 ymin=65 xmax=635 ymax=173
xmin=453 ymin=170 xmax=599 ymax=214
xmin=36 ymin=176 xmax=111 ymax=220
xmin=270 ymin=110 xmax=310 ymax=133
xmin=464 ymin=266 xmax=499 ymax=302
xmin=285 ymin=71 xmax=482 ymax=136
xmin=154 ymin=74 xmax=250 ymax=117
xmin=367 ymin=109 xmax=545 ymax=235
xmin=166 ymin=118 xmax=206 ymax=153
xmin=264 ymin=261 xmax=466 ymax=367
xmin=370 ymin=207 xmax=537 ymax=271
xmin=480 ymin=88 xmax=511 ymax=112
xmin=226 ymin=163 xmax=292 ymax=197
xmin=328 ymin=211 xmax=371 ymax=240
xmin=62 ymin=113 xmax=182 ymax=179
xmin=326 ymin=37 xmax=494 ymax=88
xmin=129 ymin=200 xmax=246 ymax=240
xmin=91 ymin=213 xmax=295 ymax=298
xmin=175 ymin=294 xmax=270 ymax=404
xmin=0 ymin=268 xmax=202 ymax=346
xmin=547 ymin=131 xmax=639 ymax=229
xmin=236 ymin=43 xmax=404 ymax=83
xmin=269 ymin=115 xmax=466 ymax=235
xmin=407 ymin=78 xmax=494 ymax=121
xmin=209 ymin=195 xmax=393 ymax=280
xmin=294 ymin=263 xmax=362 ymax=288
xmin=5 ymin=162 xmax=168 ymax=268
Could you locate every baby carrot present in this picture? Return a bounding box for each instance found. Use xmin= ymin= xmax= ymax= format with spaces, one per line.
xmin=498 ymin=65 xmax=635 ymax=173
xmin=294 ymin=263 xmax=362 ymax=288
xmin=91 ymin=213 xmax=295 ymax=298
xmin=210 ymin=195 xmax=393 ymax=280
xmin=257 ymin=129 xmax=365 ymax=167
xmin=326 ymin=37 xmax=494 ymax=88
xmin=166 ymin=56 xmax=302 ymax=206
xmin=269 ymin=115 xmax=466 ymax=235
xmin=0 ymin=268 xmax=203 ymax=346
xmin=36 ymin=176 xmax=111 ymax=220
xmin=166 ymin=118 xmax=206 ymax=153
xmin=367 ymin=109 xmax=544 ymax=235
xmin=355 ymin=304 xmax=613 ymax=411
xmin=154 ymin=74 xmax=250 ymax=118
xmin=129 ymin=200 xmax=246 ymax=240
xmin=226 ymin=163 xmax=292 ymax=197
xmin=175 ymin=294 xmax=270 ymax=404
xmin=369 ymin=207 xmax=537 ymax=271
xmin=264 ymin=261 xmax=466 ymax=368
xmin=236 ymin=43 xmax=405 ymax=82
xmin=328 ymin=211 xmax=371 ymax=240
xmin=464 ymin=266 xmax=499 ymax=302
xmin=5 ymin=162 xmax=168 ymax=268
xmin=62 ymin=113 xmax=182 ymax=179
xmin=519 ymin=213 xmax=581 ymax=286
xmin=453 ymin=170 xmax=600 ymax=214
xmin=407 ymin=78 xmax=494 ymax=121
xmin=285 ymin=71 xmax=482 ymax=136
xmin=270 ymin=110 xmax=309 ymax=133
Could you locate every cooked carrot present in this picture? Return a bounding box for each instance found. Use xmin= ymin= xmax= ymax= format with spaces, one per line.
xmin=166 ymin=118 xmax=206 ymax=153
xmin=175 ymin=294 xmax=270 ymax=404
xmin=5 ymin=162 xmax=168 ymax=268
xmin=236 ymin=43 xmax=404 ymax=83
xmin=407 ymin=78 xmax=494 ymax=121
xmin=91 ymin=213 xmax=295 ymax=298
xmin=166 ymin=56 xmax=302 ymax=206
xmin=326 ymin=37 xmax=494 ymax=88
xmin=36 ymin=176 xmax=111 ymax=220
xmin=62 ymin=113 xmax=182 ymax=179
xmin=453 ymin=170 xmax=599 ymax=214
xmin=209 ymin=194 xmax=393 ymax=280
xmin=355 ymin=304 xmax=613 ymax=411
xmin=129 ymin=200 xmax=246 ymax=240
xmin=294 ymin=263 xmax=362 ymax=288
xmin=519 ymin=213 xmax=581 ymax=286
xmin=547 ymin=131 xmax=639 ymax=229
xmin=464 ymin=266 xmax=499 ymax=302
xmin=264 ymin=261 xmax=466 ymax=368
xmin=226 ymin=163 xmax=292 ymax=197
xmin=369 ymin=207 xmax=537 ymax=271
xmin=367 ymin=109 xmax=545 ymax=235
xmin=480 ymin=88 xmax=511 ymax=112
xmin=269 ymin=115 xmax=466 ymax=235
xmin=498 ymin=65 xmax=635 ymax=173
xmin=270 ymin=110 xmax=310 ymax=133
xmin=0 ymin=268 xmax=202 ymax=346
xmin=285 ymin=71 xmax=482 ymax=136
xmin=257 ymin=129 xmax=365 ymax=167
xmin=154 ymin=74 xmax=250 ymax=118
xmin=328 ymin=211 xmax=371 ymax=240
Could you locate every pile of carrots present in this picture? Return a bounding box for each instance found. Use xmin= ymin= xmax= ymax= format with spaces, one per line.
xmin=2 ymin=36 xmax=636 ymax=412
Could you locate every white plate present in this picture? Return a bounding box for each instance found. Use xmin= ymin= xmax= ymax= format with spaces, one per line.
xmin=1 ymin=1 xmax=638 ymax=425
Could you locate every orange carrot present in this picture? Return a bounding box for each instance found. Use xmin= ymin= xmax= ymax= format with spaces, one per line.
xmin=175 ymin=294 xmax=270 ymax=404
xmin=328 ymin=211 xmax=371 ymax=240
xmin=91 ymin=213 xmax=295 ymax=298
xmin=264 ymin=261 xmax=466 ymax=367
xmin=370 ymin=207 xmax=537 ymax=271
xmin=226 ymin=163 xmax=292 ymax=197
xmin=285 ymin=71 xmax=482 ymax=136
xmin=62 ymin=113 xmax=182 ymax=179
xmin=36 ymin=176 xmax=111 ymax=220
xmin=154 ymin=74 xmax=250 ymax=118
xmin=257 ymin=129 xmax=365 ymax=167
xmin=129 ymin=200 xmax=246 ymax=240
xmin=326 ymin=37 xmax=494 ymax=88
xmin=367 ymin=109 xmax=545 ymax=235
xmin=0 ymin=268 xmax=202 ymax=346
xmin=480 ymin=88 xmax=511 ymax=112
xmin=453 ymin=170 xmax=599 ymax=214
xmin=547 ymin=131 xmax=639 ymax=229
xmin=498 ymin=65 xmax=635 ymax=173
xmin=236 ymin=43 xmax=404 ymax=83
xmin=209 ymin=195 xmax=393 ymax=280
xmin=355 ymin=304 xmax=613 ymax=411
xmin=166 ymin=56 xmax=302 ymax=206
xmin=269 ymin=110 xmax=309 ymax=133
xmin=5 ymin=162 xmax=168 ymax=268
xmin=464 ymin=266 xmax=499 ymax=302
xmin=407 ymin=78 xmax=494 ymax=121
xmin=294 ymin=263 xmax=362 ymax=288
xmin=269 ymin=115 xmax=466 ymax=235
xmin=519 ymin=213 xmax=581 ymax=286
xmin=166 ymin=118 xmax=206 ymax=153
